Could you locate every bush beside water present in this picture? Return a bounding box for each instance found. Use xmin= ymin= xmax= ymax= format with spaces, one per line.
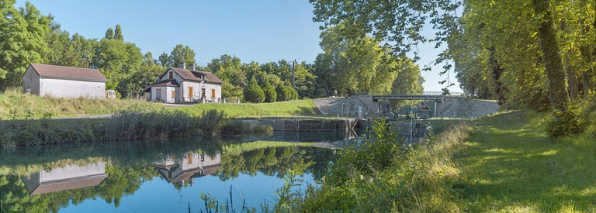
xmin=0 ymin=109 xmax=272 ymax=147
xmin=266 ymin=120 xmax=473 ymax=212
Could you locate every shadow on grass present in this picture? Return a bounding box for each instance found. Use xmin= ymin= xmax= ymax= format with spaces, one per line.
xmin=460 ymin=111 xmax=596 ymax=212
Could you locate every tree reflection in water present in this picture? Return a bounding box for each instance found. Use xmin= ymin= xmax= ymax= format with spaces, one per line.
xmin=0 ymin=136 xmax=334 ymax=212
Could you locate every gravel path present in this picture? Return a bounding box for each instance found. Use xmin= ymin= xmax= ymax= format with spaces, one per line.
xmin=439 ymin=99 xmax=500 ymax=118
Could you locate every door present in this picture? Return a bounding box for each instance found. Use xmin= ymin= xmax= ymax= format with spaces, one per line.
xmin=211 ymin=89 xmax=216 ymax=98
xmin=201 ymin=88 xmax=206 ymax=98
xmin=189 ymin=87 xmax=194 ymax=98
xmin=156 ymin=89 xmax=161 ymax=101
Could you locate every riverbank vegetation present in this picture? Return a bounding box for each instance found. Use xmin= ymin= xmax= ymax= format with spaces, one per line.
xmin=262 ymin=102 xmax=596 ymax=212
xmin=169 ymin=100 xmax=320 ymax=118
xmin=0 ymin=109 xmax=272 ymax=148
xmin=0 ymin=88 xmax=161 ymax=119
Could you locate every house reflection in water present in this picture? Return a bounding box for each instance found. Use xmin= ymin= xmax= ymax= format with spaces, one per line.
xmin=21 ymin=161 xmax=108 ymax=196
xmin=154 ymin=152 xmax=221 ymax=186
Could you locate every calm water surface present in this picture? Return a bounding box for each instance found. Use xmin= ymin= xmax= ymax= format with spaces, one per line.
xmin=0 ymin=132 xmax=359 ymax=213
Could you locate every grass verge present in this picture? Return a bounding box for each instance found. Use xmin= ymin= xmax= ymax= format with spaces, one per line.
xmin=459 ymin=110 xmax=596 ymax=212
xmin=0 ymin=88 xmax=161 ymax=119
xmin=168 ymin=100 xmax=320 ymax=118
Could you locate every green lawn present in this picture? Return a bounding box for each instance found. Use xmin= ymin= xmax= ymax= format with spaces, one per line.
xmin=460 ymin=111 xmax=596 ymax=212
xmin=168 ymin=100 xmax=320 ymax=118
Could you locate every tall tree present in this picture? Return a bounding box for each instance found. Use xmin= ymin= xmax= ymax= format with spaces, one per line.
xmin=0 ymin=1 xmax=50 ymax=90
xmin=105 ymin=28 xmax=114 ymax=39
xmin=114 ymin=24 xmax=123 ymax=40
xmin=169 ymin=44 xmax=196 ymax=67
xmin=158 ymin=52 xmax=169 ymax=67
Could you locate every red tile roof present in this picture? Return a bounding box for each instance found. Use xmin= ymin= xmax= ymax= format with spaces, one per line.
xmin=29 ymin=64 xmax=108 ymax=82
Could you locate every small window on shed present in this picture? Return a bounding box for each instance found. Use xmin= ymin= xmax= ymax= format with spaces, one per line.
xmin=169 ymin=72 xmax=173 ymax=79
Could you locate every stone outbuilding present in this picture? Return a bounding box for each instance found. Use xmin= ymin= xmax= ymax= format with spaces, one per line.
xmin=22 ymin=63 xmax=108 ymax=99
xmin=144 ymin=62 xmax=223 ymax=103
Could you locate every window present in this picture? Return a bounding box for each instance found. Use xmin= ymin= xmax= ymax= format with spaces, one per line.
xmin=169 ymin=72 xmax=173 ymax=79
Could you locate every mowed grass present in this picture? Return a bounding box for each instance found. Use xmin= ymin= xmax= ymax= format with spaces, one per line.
xmin=0 ymin=88 xmax=162 ymax=119
xmin=169 ymin=100 xmax=320 ymax=118
xmin=459 ymin=110 xmax=596 ymax=212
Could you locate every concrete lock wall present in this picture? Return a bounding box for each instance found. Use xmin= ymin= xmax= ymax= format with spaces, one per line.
xmin=260 ymin=119 xmax=355 ymax=132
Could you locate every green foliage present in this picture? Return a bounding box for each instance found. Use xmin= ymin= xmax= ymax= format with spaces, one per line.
xmin=275 ymin=83 xmax=289 ymax=101
xmin=0 ymin=88 xmax=160 ymax=119
xmin=196 ymin=109 xmax=228 ymax=136
xmin=261 ymin=81 xmax=277 ymax=103
xmin=328 ymin=118 xmax=403 ymax=184
xmin=169 ymin=44 xmax=196 ymax=67
xmin=114 ymin=24 xmax=123 ymax=40
xmin=545 ymin=107 xmax=585 ymax=138
xmin=267 ymin=119 xmax=473 ymax=212
xmin=0 ymin=1 xmax=50 ymax=90
xmin=105 ymin=27 xmax=114 ymax=39
xmin=243 ymin=78 xmax=265 ymax=103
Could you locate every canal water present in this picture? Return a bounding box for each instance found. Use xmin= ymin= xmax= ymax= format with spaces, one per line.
xmin=0 ymin=132 xmax=358 ymax=213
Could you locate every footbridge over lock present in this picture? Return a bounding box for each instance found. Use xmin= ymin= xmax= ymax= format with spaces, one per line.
xmin=314 ymin=93 xmax=465 ymax=119
xmin=372 ymin=94 xmax=448 ymax=118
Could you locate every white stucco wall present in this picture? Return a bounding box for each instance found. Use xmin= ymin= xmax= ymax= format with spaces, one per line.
xmin=22 ymin=68 xmax=41 ymax=95
xmin=40 ymin=78 xmax=106 ymax=99
xmin=181 ymin=81 xmax=202 ymax=102
xmin=150 ymin=86 xmax=177 ymax=103
xmin=203 ymin=83 xmax=222 ymax=100
xmin=38 ymin=162 xmax=106 ymax=182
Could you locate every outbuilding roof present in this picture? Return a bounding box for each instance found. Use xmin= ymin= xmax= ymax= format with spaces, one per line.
xmin=143 ymin=79 xmax=179 ymax=92
xmin=28 ymin=64 xmax=108 ymax=82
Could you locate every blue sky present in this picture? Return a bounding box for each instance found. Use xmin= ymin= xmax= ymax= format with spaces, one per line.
xmin=16 ymin=0 xmax=461 ymax=93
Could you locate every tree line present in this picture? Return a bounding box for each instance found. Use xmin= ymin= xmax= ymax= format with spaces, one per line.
xmin=309 ymin=0 xmax=595 ymax=136
xmin=0 ymin=1 xmax=424 ymax=101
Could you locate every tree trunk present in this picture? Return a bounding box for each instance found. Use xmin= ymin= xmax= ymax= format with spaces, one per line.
xmin=580 ymin=0 xmax=593 ymax=99
xmin=532 ymin=0 xmax=569 ymax=111
xmin=489 ymin=46 xmax=506 ymax=105
xmin=565 ymin=54 xmax=579 ymax=101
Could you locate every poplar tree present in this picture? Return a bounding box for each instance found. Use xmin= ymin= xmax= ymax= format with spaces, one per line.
xmin=114 ymin=24 xmax=123 ymax=40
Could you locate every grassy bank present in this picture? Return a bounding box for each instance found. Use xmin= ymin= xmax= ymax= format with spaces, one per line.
xmin=168 ymin=100 xmax=320 ymax=118
xmin=263 ymin=101 xmax=596 ymax=212
xmin=459 ymin=110 xmax=596 ymax=212
xmin=0 ymin=109 xmax=272 ymax=147
xmin=0 ymin=88 xmax=161 ymax=119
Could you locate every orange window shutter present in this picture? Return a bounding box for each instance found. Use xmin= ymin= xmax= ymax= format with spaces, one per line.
xmin=189 ymin=87 xmax=193 ymax=98
xmin=169 ymin=72 xmax=173 ymax=79
xmin=212 ymin=89 xmax=215 ymax=98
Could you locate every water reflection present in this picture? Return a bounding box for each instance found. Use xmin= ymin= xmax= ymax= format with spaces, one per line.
xmin=22 ymin=161 xmax=107 ymax=196
xmin=0 ymin=133 xmax=342 ymax=213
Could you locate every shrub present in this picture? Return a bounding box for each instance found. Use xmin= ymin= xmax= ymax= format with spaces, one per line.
xmin=275 ymin=84 xmax=287 ymax=101
xmin=546 ymin=106 xmax=585 ymax=138
xmin=243 ymin=78 xmax=265 ymax=103
xmin=261 ymin=81 xmax=277 ymax=103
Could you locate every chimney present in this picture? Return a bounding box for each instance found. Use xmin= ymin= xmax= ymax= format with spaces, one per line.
xmin=179 ymin=61 xmax=186 ymax=69
xmin=190 ymin=63 xmax=196 ymax=71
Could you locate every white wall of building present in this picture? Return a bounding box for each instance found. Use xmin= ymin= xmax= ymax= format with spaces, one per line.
xmin=181 ymin=81 xmax=202 ymax=102
xmin=150 ymin=86 xmax=177 ymax=103
xmin=40 ymin=78 xmax=106 ymax=99
xmin=22 ymin=68 xmax=41 ymax=95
